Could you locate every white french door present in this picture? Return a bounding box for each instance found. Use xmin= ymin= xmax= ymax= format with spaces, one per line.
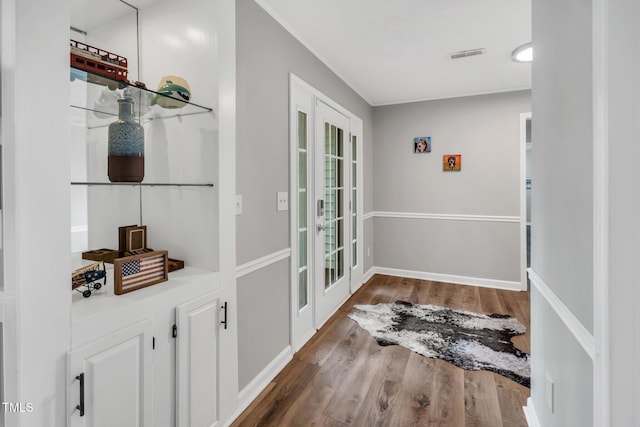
xmin=290 ymin=75 xmax=363 ymax=351
xmin=313 ymin=102 xmax=351 ymax=327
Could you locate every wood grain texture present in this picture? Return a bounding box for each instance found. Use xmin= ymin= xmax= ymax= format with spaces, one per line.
xmin=231 ymin=275 xmax=530 ymax=427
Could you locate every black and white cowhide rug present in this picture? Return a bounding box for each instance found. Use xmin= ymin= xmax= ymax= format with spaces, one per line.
xmin=348 ymin=301 xmax=530 ymax=387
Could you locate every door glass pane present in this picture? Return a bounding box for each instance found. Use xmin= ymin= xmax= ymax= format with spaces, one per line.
xmin=298 ymin=269 xmax=308 ymax=310
xmin=298 ymin=111 xmax=307 ymax=149
xmin=331 ymin=125 xmax=337 ymax=155
xmin=298 ymin=190 xmax=307 ymax=228
xmin=298 ymin=152 xmax=307 ymax=189
xmin=297 ymin=110 xmax=308 ymax=309
xmin=351 ymin=134 xmax=358 ymax=269
xmin=323 ymin=120 xmax=345 ymax=289
xmin=299 ymin=231 xmax=307 ymax=268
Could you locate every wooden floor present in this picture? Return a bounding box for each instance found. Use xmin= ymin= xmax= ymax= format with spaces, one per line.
xmin=232 ymin=275 xmax=530 ymax=427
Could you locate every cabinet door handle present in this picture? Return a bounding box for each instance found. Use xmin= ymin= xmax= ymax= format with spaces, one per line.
xmin=220 ymin=301 xmax=228 ymax=330
xmin=76 ymin=373 xmax=85 ymax=417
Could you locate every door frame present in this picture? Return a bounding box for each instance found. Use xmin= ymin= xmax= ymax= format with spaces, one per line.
xmin=519 ymin=112 xmax=531 ymax=290
xmin=289 ymin=74 xmax=364 ymax=352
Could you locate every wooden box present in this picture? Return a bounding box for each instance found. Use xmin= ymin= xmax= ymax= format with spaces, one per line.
xmin=168 ymin=258 xmax=185 ymax=272
xmin=82 ymin=248 xmax=120 ymax=263
xmin=119 ymin=225 xmax=147 ymax=253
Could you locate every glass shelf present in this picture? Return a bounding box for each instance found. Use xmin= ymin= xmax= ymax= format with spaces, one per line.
xmin=71 ymin=182 xmax=214 ymax=187
xmin=70 ymin=67 xmax=214 ymax=123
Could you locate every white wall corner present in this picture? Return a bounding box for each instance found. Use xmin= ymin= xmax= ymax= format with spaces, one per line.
xmin=523 ymin=397 xmax=542 ymax=427
xmin=362 ymin=266 xmax=377 ymax=284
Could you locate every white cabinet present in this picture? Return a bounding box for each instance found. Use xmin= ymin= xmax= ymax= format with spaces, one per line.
xmin=69 ymin=319 xmax=154 ymax=427
xmin=69 ymin=277 xmax=225 ymax=426
xmin=176 ymin=292 xmax=222 ymax=427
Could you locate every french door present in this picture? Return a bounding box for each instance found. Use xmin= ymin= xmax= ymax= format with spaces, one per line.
xmin=290 ymin=76 xmax=362 ymax=351
xmin=313 ymin=102 xmax=351 ymax=327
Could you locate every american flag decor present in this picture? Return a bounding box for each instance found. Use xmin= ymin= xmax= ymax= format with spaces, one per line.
xmin=114 ymin=250 xmax=169 ymax=295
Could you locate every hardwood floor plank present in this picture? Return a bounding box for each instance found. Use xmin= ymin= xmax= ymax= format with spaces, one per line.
xmin=494 ymin=375 xmax=529 ymax=427
xmin=232 ymin=275 xmax=531 ymax=427
xmin=464 ymin=371 xmax=503 ymax=427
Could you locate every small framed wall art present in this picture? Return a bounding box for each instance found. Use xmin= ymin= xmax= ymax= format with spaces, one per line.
xmin=414 ymin=136 xmax=431 ymax=153
xmin=114 ymin=250 xmax=169 ymax=295
xmin=443 ymin=154 xmax=462 ymax=171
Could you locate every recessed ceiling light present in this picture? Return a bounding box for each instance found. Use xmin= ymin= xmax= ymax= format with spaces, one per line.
xmin=512 ymin=43 xmax=532 ymax=63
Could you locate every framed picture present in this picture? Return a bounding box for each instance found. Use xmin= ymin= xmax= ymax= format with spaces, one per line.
xmin=114 ymin=250 xmax=169 ymax=295
xmin=414 ymin=136 xmax=431 ymax=153
xmin=443 ymin=154 xmax=462 ymax=171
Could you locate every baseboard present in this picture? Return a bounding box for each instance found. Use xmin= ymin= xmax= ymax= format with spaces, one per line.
xmin=373 ymin=267 xmax=524 ymax=291
xmin=235 ymin=346 xmax=294 ymax=419
xmin=523 ymin=397 xmax=542 ymax=427
xmin=362 ymin=266 xmax=376 ymax=284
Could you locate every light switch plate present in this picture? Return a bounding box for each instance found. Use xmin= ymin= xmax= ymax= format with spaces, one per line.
xmin=277 ymin=192 xmax=288 ymax=211
xmin=545 ymin=372 xmax=554 ymax=413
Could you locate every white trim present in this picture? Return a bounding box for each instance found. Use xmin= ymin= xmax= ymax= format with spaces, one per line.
xmin=363 ymin=211 xmax=374 ymax=221
xmin=292 ymin=329 xmax=315 ymax=353
xmin=362 ymin=266 xmax=376 ymax=284
xmin=592 ymin=0 xmax=610 ymax=425
xmin=372 ymin=211 xmax=519 ymax=223
xmin=523 ymin=397 xmax=542 ymax=427
xmin=528 ymin=268 xmax=596 ymax=360
xmin=290 ymin=74 xmax=363 ymax=124
xmin=234 ymin=346 xmax=294 ymax=423
xmin=236 ymin=248 xmax=291 ymax=278
xmin=374 ymin=267 xmax=522 ymax=291
xmin=254 ymin=1 xmax=373 ymax=106
xmin=371 ymin=86 xmax=533 ymax=107
xmin=520 ymin=113 xmax=531 ymax=291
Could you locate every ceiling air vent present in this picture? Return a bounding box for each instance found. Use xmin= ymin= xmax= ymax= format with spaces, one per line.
xmin=450 ymin=48 xmax=486 ymax=60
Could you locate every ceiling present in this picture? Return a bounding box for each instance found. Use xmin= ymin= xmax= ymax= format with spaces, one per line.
xmin=256 ymin=0 xmax=532 ymax=106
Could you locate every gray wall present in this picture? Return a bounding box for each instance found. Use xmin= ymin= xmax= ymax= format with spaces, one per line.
xmin=235 ymin=0 xmax=373 ymax=390
xmin=608 ymin=0 xmax=640 ymax=422
xmin=530 ymin=0 xmax=594 ymax=425
xmin=372 ymin=91 xmax=530 ymax=283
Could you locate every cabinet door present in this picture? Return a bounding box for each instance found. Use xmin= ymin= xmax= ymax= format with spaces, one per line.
xmin=69 ymin=319 xmax=153 ymax=427
xmin=176 ymin=292 xmax=221 ymax=427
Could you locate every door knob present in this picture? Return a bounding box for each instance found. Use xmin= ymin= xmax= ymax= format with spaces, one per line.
xmin=316 ymin=224 xmax=325 ymax=233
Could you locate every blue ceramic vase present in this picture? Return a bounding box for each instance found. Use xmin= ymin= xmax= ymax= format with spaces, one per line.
xmin=108 ymin=89 xmax=144 ymax=182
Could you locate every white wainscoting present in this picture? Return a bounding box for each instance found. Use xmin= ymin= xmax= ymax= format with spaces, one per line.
xmin=528 ymin=268 xmax=595 ymax=360
xmin=236 ymin=248 xmax=291 ymax=278
xmin=371 ymin=211 xmax=520 ymax=223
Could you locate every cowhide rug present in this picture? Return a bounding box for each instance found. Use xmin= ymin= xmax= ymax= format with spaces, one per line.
xmin=348 ymin=301 xmax=530 ymax=387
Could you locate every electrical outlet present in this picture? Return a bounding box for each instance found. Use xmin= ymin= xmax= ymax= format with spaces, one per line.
xmin=235 ymin=195 xmax=242 ymax=215
xmin=367 ymin=247 xmax=371 ymax=257
xmin=545 ymin=372 xmax=554 ymax=413
xmin=277 ymin=192 xmax=288 ymax=211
